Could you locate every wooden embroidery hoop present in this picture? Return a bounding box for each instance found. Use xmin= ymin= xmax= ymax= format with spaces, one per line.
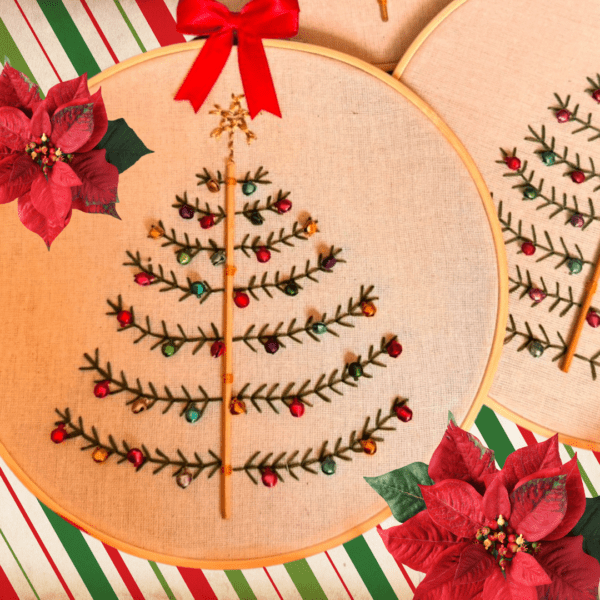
xmin=0 ymin=40 xmax=507 ymax=568
xmin=394 ymin=0 xmax=600 ymax=453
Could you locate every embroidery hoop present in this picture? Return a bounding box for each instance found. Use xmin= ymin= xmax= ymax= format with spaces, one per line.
xmin=0 ymin=40 xmax=507 ymax=568
xmin=395 ymin=0 xmax=600 ymax=451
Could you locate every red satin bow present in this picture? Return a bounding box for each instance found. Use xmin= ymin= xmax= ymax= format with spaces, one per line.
xmin=175 ymin=0 xmax=300 ymax=118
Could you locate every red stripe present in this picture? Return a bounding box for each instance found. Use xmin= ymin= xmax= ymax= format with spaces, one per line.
xmin=13 ymin=0 xmax=63 ymax=82
xmin=103 ymin=544 xmax=146 ymax=600
xmin=516 ymin=425 xmax=538 ymax=446
xmin=0 ymin=564 xmax=19 ymax=600
xmin=263 ymin=567 xmax=283 ymax=600
xmin=178 ymin=567 xmax=218 ymax=600
xmin=134 ymin=0 xmax=185 ymax=47
xmin=325 ymin=551 xmax=354 ymax=600
xmin=396 ymin=562 xmax=417 ymax=594
xmin=79 ymin=0 xmax=119 ymax=63
xmin=593 ymin=451 xmax=600 ymax=465
xmin=0 ymin=465 xmax=75 ymax=600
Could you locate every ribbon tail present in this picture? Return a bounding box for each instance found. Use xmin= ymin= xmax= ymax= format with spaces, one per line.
xmin=175 ymin=32 xmax=234 ymax=113
xmin=238 ymin=34 xmax=281 ymax=119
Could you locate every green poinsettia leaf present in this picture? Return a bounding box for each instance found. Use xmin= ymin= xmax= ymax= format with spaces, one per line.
xmin=96 ymin=118 xmax=153 ymax=174
xmin=365 ymin=462 xmax=433 ymax=522
xmin=568 ymin=496 xmax=600 ymax=563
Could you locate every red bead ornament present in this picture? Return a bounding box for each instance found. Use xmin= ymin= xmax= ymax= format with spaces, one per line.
xmin=51 ymin=423 xmax=68 ymax=444
xmin=255 ymin=246 xmax=271 ymax=263
xmin=521 ymin=241 xmax=536 ymax=256
xmin=127 ymin=448 xmax=145 ymax=469
xmin=93 ymin=380 xmax=111 ymax=398
xmin=571 ymin=170 xmax=586 ymax=184
xmin=504 ymin=156 xmax=521 ymax=171
xmin=394 ymin=403 xmax=413 ymax=423
xmin=261 ymin=468 xmax=278 ymax=487
xmin=210 ymin=340 xmax=226 ymax=357
xmin=587 ymin=310 xmax=600 ymax=328
xmin=274 ymin=198 xmax=292 ymax=214
xmin=528 ymin=288 xmax=547 ymax=303
xmin=233 ymin=291 xmax=250 ymax=308
xmin=556 ymin=109 xmax=571 ymax=123
xmin=386 ymin=339 xmax=403 ymax=358
xmin=134 ymin=272 xmax=156 ymax=286
xmin=117 ymin=310 xmax=133 ymax=327
xmin=179 ymin=204 xmax=195 ymax=219
xmin=593 ymin=90 xmax=600 ymax=103
xmin=289 ymin=398 xmax=305 ymax=417
xmin=199 ymin=214 xmax=215 ymax=229
xmin=264 ymin=337 xmax=280 ymax=354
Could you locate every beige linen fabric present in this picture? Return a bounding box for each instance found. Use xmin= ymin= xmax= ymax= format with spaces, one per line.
xmin=0 ymin=45 xmax=499 ymax=562
xmin=220 ymin=0 xmax=454 ymax=70
xmin=401 ymin=0 xmax=600 ymax=442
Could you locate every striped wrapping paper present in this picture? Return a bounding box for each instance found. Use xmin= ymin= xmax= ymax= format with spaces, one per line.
xmin=0 ymin=2 xmax=594 ymax=598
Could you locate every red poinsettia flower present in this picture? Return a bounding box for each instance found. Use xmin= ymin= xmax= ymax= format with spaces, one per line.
xmin=378 ymin=422 xmax=600 ymax=599
xmin=0 ymin=64 xmax=117 ymax=247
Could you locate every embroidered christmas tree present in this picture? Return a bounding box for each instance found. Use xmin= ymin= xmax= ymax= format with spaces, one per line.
xmin=50 ymin=95 xmax=410 ymax=518
xmin=498 ymin=76 xmax=600 ymax=378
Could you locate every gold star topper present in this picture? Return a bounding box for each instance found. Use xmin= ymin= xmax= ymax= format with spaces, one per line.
xmin=210 ymin=94 xmax=256 ymax=160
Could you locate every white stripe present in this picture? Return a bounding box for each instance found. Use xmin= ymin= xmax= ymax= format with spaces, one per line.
xmin=263 ymin=564 xmax=302 ymax=600
xmin=81 ymin=534 xmax=134 ymax=599
xmin=0 ymin=2 xmax=59 ymax=93
xmin=326 ymin=546 xmax=372 ymax=600
xmin=153 ymin=563 xmax=195 ymax=600
xmin=363 ymin=528 xmax=415 ymax=598
xmin=116 ymin=0 xmax=160 ymax=52
xmin=118 ymin=552 xmax=168 ymax=598
xmin=0 ymin=530 xmax=39 ymax=600
xmin=240 ymin=567 xmax=281 ymax=600
xmin=15 ymin=0 xmax=78 ymax=80
xmin=0 ymin=458 xmax=93 ymax=599
xmin=306 ymin=552 xmax=352 ymax=599
xmin=81 ymin=0 xmax=143 ymax=62
xmin=61 ymin=0 xmax=114 ymax=71
xmin=201 ymin=569 xmax=241 ymax=599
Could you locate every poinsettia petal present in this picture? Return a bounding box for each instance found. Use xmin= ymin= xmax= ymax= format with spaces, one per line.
xmin=536 ymin=536 xmax=600 ymax=600
xmin=0 ymin=153 xmax=37 ymax=203
xmin=420 ymin=480 xmax=485 ymax=538
xmin=482 ymin=569 xmax=537 ymax=600
xmin=508 ymin=475 xmax=567 ymax=542
xmin=71 ymin=198 xmax=120 ymax=219
xmin=70 ymin=149 xmax=118 ymax=206
xmin=0 ymin=64 xmax=42 ymax=114
xmin=377 ymin=510 xmax=465 ymax=572
xmin=501 ymin=434 xmax=561 ymax=493
xmin=44 ymin=73 xmax=90 ymax=117
xmin=77 ymin=89 xmax=108 ymax=153
xmin=50 ymin=101 xmax=94 ymax=153
xmin=454 ymin=544 xmax=495 ymax=584
xmin=0 ymin=106 xmax=32 ymax=150
xmin=50 ymin=161 xmax=81 ymax=188
xmin=507 ymin=550 xmax=551 ymax=587
xmin=30 ymin=102 xmax=51 ymax=139
xmin=414 ymin=544 xmax=468 ymax=594
xmin=415 ymin=579 xmax=484 ymax=600
xmin=482 ymin=472 xmax=511 ymax=521
xmin=428 ymin=421 xmax=497 ymax=493
xmin=18 ymin=193 xmax=71 ymax=248
xmin=29 ymin=173 xmax=72 ymax=221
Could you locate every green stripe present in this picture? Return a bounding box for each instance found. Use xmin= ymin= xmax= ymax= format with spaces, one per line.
xmin=0 ymin=528 xmax=41 ymax=600
xmin=224 ymin=570 xmax=257 ymax=600
xmin=564 ymin=445 xmax=598 ymax=497
xmin=344 ymin=536 xmax=398 ymax=600
xmin=284 ymin=559 xmax=328 ymax=600
xmin=35 ymin=0 xmax=100 ymax=77
xmin=474 ymin=405 xmax=514 ymax=467
xmin=0 ymin=17 xmax=40 ymax=90
xmin=112 ymin=0 xmax=146 ymax=53
xmin=39 ymin=503 xmax=118 ymax=600
xmin=149 ymin=561 xmax=176 ymax=600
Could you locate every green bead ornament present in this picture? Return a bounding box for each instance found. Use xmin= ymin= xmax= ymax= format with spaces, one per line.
xmin=312 ymin=322 xmax=327 ymax=334
xmin=348 ymin=362 xmax=363 ymax=380
xmin=211 ymin=250 xmax=226 ymax=266
xmin=567 ymin=258 xmax=583 ymax=275
xmin=523 ymin=186 xmax=538 ymax=200
xmin=542 ymin=151 xmax=556 ymax=166
xmin=242 ymin=181 xmax=257 ymax=196
xmin=185 ymin=406 xmax=202 ymax=423
xmin=190 ymin=281 xmax=205 ymax=297
xmin=321 ymin=456 xmax=336 ymax=475
xmin=162 ymin=341 xmax=176 ymax=357
xmin=528 ymin=341 xmax=545 ymax=358
xmin=177 ymin=249 xmax=192 ymax=265
xmin=284 ymin=281 xmax=299 ymax=296
xmin=248 ymin=211 xmax=264 ymax=226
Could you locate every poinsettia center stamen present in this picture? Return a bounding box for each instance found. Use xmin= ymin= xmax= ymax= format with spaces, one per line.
xmin=25 ymin=134 xmax=73 ymax=175
xmin=475 ymin=515 xmax=541 ymax=570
